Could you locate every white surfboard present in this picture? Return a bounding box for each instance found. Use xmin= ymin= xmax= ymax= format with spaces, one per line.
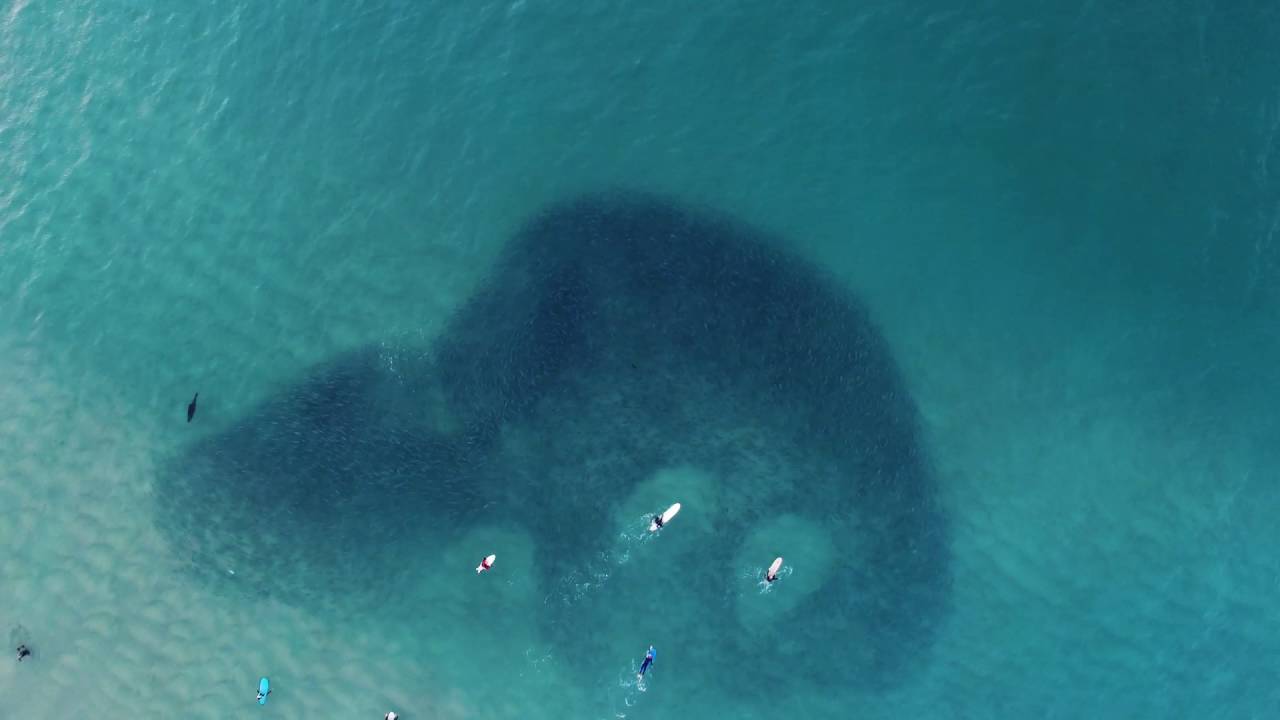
xmin=476 ymin=554 xmax=496 ymax=574
xmin=649 ymin=503 xmax=681 ymax=532
xmin=767 ymin=556 xmax=783 ymax=582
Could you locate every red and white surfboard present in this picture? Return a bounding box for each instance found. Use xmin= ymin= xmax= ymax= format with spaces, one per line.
xmin=476 ymin=554 xmax=496 ymax=574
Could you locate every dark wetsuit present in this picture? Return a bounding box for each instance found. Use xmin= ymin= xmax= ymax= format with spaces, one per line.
xmin=639 ymin=647 xmax=655 ymax=676
xmin=16 ymin=645 xmax=31 ymax=662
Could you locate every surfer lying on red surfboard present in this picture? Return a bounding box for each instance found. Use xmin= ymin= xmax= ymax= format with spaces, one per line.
xmin=476 ymin=554 xmax=496 ymax=574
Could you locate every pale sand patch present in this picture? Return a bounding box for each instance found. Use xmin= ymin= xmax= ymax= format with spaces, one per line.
xmin=0 ymin=338 xmax=506 ymax=718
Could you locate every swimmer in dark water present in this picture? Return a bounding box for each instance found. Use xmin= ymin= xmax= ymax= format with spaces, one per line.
xmin=16 ymin=644 xmax=31 ymax=662
xmin=187 ymin=393 xmax=198 ymax=423
xmin=637 ymin=645 xmax=655 ymax=680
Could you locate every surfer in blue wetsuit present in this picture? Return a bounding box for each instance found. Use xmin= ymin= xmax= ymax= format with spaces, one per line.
xmin=637 ymin=645 xmax=656 ymax=680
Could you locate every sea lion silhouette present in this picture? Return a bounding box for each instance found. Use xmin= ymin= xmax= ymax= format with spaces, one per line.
xmin=187 ymin=393 xmax=198 ymax=422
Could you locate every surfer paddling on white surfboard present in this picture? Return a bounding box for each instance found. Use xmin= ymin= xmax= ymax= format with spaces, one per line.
xmin=649 ymin=502 xmax=680 ymax=532
xmin=476 ymin=554 xmax=496 ymax=574
xmin=766 ymin=556 xmax=783 ymax=584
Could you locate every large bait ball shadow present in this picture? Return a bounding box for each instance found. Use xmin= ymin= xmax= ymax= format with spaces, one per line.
xmin=155 ymin=193 xmax=949 ymax=691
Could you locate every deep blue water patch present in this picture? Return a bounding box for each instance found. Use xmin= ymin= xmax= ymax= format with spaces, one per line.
xmin=156 ymin=193 xmax=949 ymax=690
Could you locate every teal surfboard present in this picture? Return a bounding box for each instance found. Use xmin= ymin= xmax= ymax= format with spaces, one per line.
xmin=258 ymin=677 xmax=270 ymax=705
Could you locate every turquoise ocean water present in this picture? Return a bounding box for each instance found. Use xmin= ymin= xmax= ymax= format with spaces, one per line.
xmin=2 ymin=1 xmax=1279 ymax=718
